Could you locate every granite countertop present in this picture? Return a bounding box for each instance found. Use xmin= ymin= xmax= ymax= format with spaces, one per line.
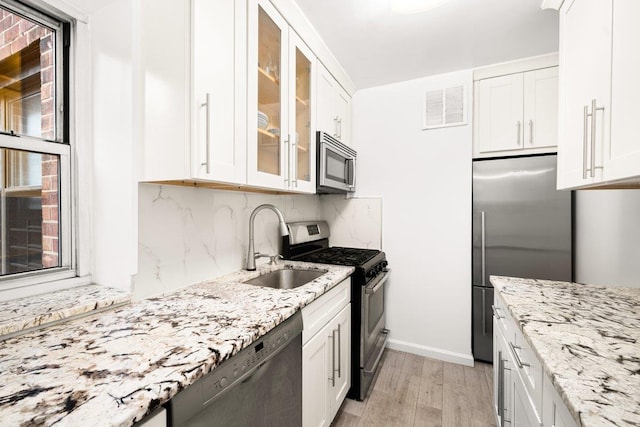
xmin=491 ymin=276 xmax=640 ymax=427
xmin=0 ymin=261 xmax=354 ymax=427
xmin=0 ymin=284 xmax=131 ymax=339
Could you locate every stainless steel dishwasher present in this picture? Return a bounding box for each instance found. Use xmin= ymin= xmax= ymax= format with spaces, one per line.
xmin=167 ymin=312 xmax=302 ymax=427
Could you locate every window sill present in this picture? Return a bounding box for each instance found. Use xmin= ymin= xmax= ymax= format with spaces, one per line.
xmin=0 ymin=281 xmax=131 ymax=340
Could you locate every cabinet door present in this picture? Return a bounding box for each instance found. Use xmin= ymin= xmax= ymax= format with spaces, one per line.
xmin=557 ymin=0 xmax=612 ymax=189
xmin=317 ymin=63 xmax=338 ymax=138
xmin=512 ymin=373 xmax=541 ymax=427
xmin=247 ymin=0 xmax=289 ymax=189
xmin=289 ymin=33 xmax=316 ymax=193
xmin=335 ymin=85 xmax=352 ymax=146
xmin=192 ymin=0 xmax=245 ymax=184
xmin=477 ymin=74 xmax=524 ymax=153
xmin=139 ymin=0 xmax=190 ymax=182
xmin=495 ymin=333 xmax=514 ymax=426
xmin=605 ymin=0 xmax=640 ymax=183
xmin=328 ymin=304 xmax=351 ymax=421
xmin=524 ymin=67 xmax=559 ymax=150
xmin=303 ymin=320 xmax=332 ymax=427
xmin=542 ymin=374 xmax=579 ymax=427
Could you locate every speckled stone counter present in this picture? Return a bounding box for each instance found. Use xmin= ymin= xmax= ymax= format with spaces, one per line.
xmin=491 ymin=276 xmax=640 ymax=427
xmin=0 ymin=261 xmax=353 ymax=426
xmin=0 ymin=284 xmax=131 ymax=339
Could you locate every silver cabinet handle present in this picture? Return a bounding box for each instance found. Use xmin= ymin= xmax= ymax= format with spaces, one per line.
xmin=481 ymin=212 xmax=486 ymax=286
xmin=291 ymin=137 xmax=298 ymax=187
xmin=528 ymin=120 xmax=533 ymax=145
xmin=508 ymin=342 xmax=530 ymax=368
xmin=201 ymin=93 xmax=211 ymax=174
xmin=590 ymin=98 xmax=605 ymax=178
xmin=338 ymin=117 xmax=342 ymax=139
xmin=583 ymin=105 xmax=589 ymax=179
xmin=516 ymin=121 xmax=521 ymax=145
xmin=330 ymin=330 xmax=336 ymax=387
xmin=337 ymin=324 xmax=341 ymax=378
xmin=284 ymin=136 xmax=290 ymax=186
xmin=333 ymin=116 xmax=339 ymax=138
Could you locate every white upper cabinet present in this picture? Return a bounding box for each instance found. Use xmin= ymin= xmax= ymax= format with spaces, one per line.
xmin=475 ymin=64 xmax=558 ymax=158
xmin=247 ymin=0 xmax=290 ymax=190
xmin=138 ymin=0 xmax=350 ymax=193
xmin=477 ymin=73 xmax=525 ymax=153
xmin=524 ymin=67 xmax=559 ymax=150
xmin=139 ymin=0 xmax=246 ymax=185
xmin=247 ymin=0 xmax=317 ymax=193
xmin=606 ymin=0 xmax=640 ymax=184
xmin=193 ymin=0 xmax=246 ymax=184
xmin=289 ymin=32 xmax=317 ymax=193
xmin=557 ymin=0 xmax=640 ymax=189
xmin=317 ymin=63 xmax=352 ymax=146
xmin=557 ymin=0 xmax=611 ymax=188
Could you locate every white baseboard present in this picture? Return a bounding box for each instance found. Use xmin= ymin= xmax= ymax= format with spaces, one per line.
xmin=387 ymin=338 xmax=475 ymax=367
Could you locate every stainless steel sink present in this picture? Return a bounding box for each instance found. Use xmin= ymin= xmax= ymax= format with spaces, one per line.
xmin=243 ymin=267 xmax=326 ymax=290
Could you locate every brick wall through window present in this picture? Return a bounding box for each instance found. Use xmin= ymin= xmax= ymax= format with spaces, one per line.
xmin=0 ymin=10 xmax=58 ymax=269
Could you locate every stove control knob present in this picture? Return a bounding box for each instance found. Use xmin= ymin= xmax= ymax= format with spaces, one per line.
xmin=382 ymin=261 xmax=388 ymax=269
xmin=219 ymin=377 xmax=229 ymax=388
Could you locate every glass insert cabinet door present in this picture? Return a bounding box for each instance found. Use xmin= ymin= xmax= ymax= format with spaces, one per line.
xmin=289 ymin=32 xmax=315 ymax=193
xmin=249 ymin=0 xmax=289 ymax=189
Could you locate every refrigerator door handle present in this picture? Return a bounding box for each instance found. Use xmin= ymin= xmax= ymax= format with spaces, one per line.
xmin=482 ymin=288 xmax=487 ymax=336
xmin=481 ymin=211 xmax=486 ymax=286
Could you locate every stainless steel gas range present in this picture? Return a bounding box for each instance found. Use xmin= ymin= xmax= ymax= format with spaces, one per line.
xmin=283 ymin=221 xmax=390 ymax=401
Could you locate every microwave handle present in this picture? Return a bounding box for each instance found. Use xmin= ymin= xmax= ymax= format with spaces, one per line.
xmin=347 ymin=158 xmax=356 ymax=189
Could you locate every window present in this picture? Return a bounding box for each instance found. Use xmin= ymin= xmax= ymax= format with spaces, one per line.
xmin=0 ymin=1 xmax=70 ymax=285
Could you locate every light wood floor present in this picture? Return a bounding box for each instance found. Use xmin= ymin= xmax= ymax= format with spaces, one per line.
xmin=332 ymin=349 xmax=495 ymax=427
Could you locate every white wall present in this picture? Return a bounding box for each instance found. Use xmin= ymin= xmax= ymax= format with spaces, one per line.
xmin=575 ymin=190 xmax=640 ymax=288
xmin=135 ymin=185 xmax=321 ymax=299
xmin=352 ymin=69 xmax=473 ymax=365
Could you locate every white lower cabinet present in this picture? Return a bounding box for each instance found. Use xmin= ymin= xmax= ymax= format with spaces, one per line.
xmin=493 ymin=293 xmax=577 ymax=427
xmin=542 ymin=373 xmax=579 ymax=427
xmin=302 ymin=278 xmax=351 ymax=427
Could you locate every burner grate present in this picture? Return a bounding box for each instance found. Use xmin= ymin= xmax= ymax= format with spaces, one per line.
xmin=295 ymin=247 xmax=379 ymax=267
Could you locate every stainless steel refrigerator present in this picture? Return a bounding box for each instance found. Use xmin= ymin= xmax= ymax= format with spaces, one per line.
xmin=472 ymin=154 xmax=572 ymax=362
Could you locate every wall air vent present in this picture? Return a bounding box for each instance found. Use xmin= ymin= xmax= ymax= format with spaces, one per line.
xmin=423 ymin=84 xmax=467 ymax=130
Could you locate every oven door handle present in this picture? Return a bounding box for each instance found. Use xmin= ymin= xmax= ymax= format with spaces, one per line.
xmin=365 ymin=269 xmax=391 ymax=295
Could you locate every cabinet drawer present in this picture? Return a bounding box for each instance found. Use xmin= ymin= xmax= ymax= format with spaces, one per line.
xmin=302 ymin=278 xmax=350 ymax=345
xmin=494 ymin=292 xmax=543 ymax=420
xmin=512 ymin=326 xmax=544 ymax=419
xmin=493 ymin=293 xmax=515 ymax=342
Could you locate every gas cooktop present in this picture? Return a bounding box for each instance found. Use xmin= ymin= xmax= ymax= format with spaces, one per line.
xmin=293 ymin=246 xmax=380 ymax=267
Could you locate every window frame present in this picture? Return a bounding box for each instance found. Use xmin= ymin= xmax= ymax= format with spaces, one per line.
xmin=0 ymin=0 xmax=74 ymax=292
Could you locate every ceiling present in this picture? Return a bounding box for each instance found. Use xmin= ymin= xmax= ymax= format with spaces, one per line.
xmin=294 ymin=0 xmax=560 ymax=89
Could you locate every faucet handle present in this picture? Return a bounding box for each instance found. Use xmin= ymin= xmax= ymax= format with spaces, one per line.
xmin=254 ymin=252 xmax=268 ymax=260
xmin=269 ymin=254 xmax=283 ymax=265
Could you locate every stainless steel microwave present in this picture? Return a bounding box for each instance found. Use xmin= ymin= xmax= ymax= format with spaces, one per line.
xmin=316 ymin=131 xmax=357 ymax=194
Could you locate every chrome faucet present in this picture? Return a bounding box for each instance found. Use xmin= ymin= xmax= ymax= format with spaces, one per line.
xmin=246 ymin=204 xmax=289 ymax=271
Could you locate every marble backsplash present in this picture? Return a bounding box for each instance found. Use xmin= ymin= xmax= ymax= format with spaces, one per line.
xmin=135 ymin=185 xmax=382 ymax=300
xmin=321 ymin=195 xmax=383 ymax=250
